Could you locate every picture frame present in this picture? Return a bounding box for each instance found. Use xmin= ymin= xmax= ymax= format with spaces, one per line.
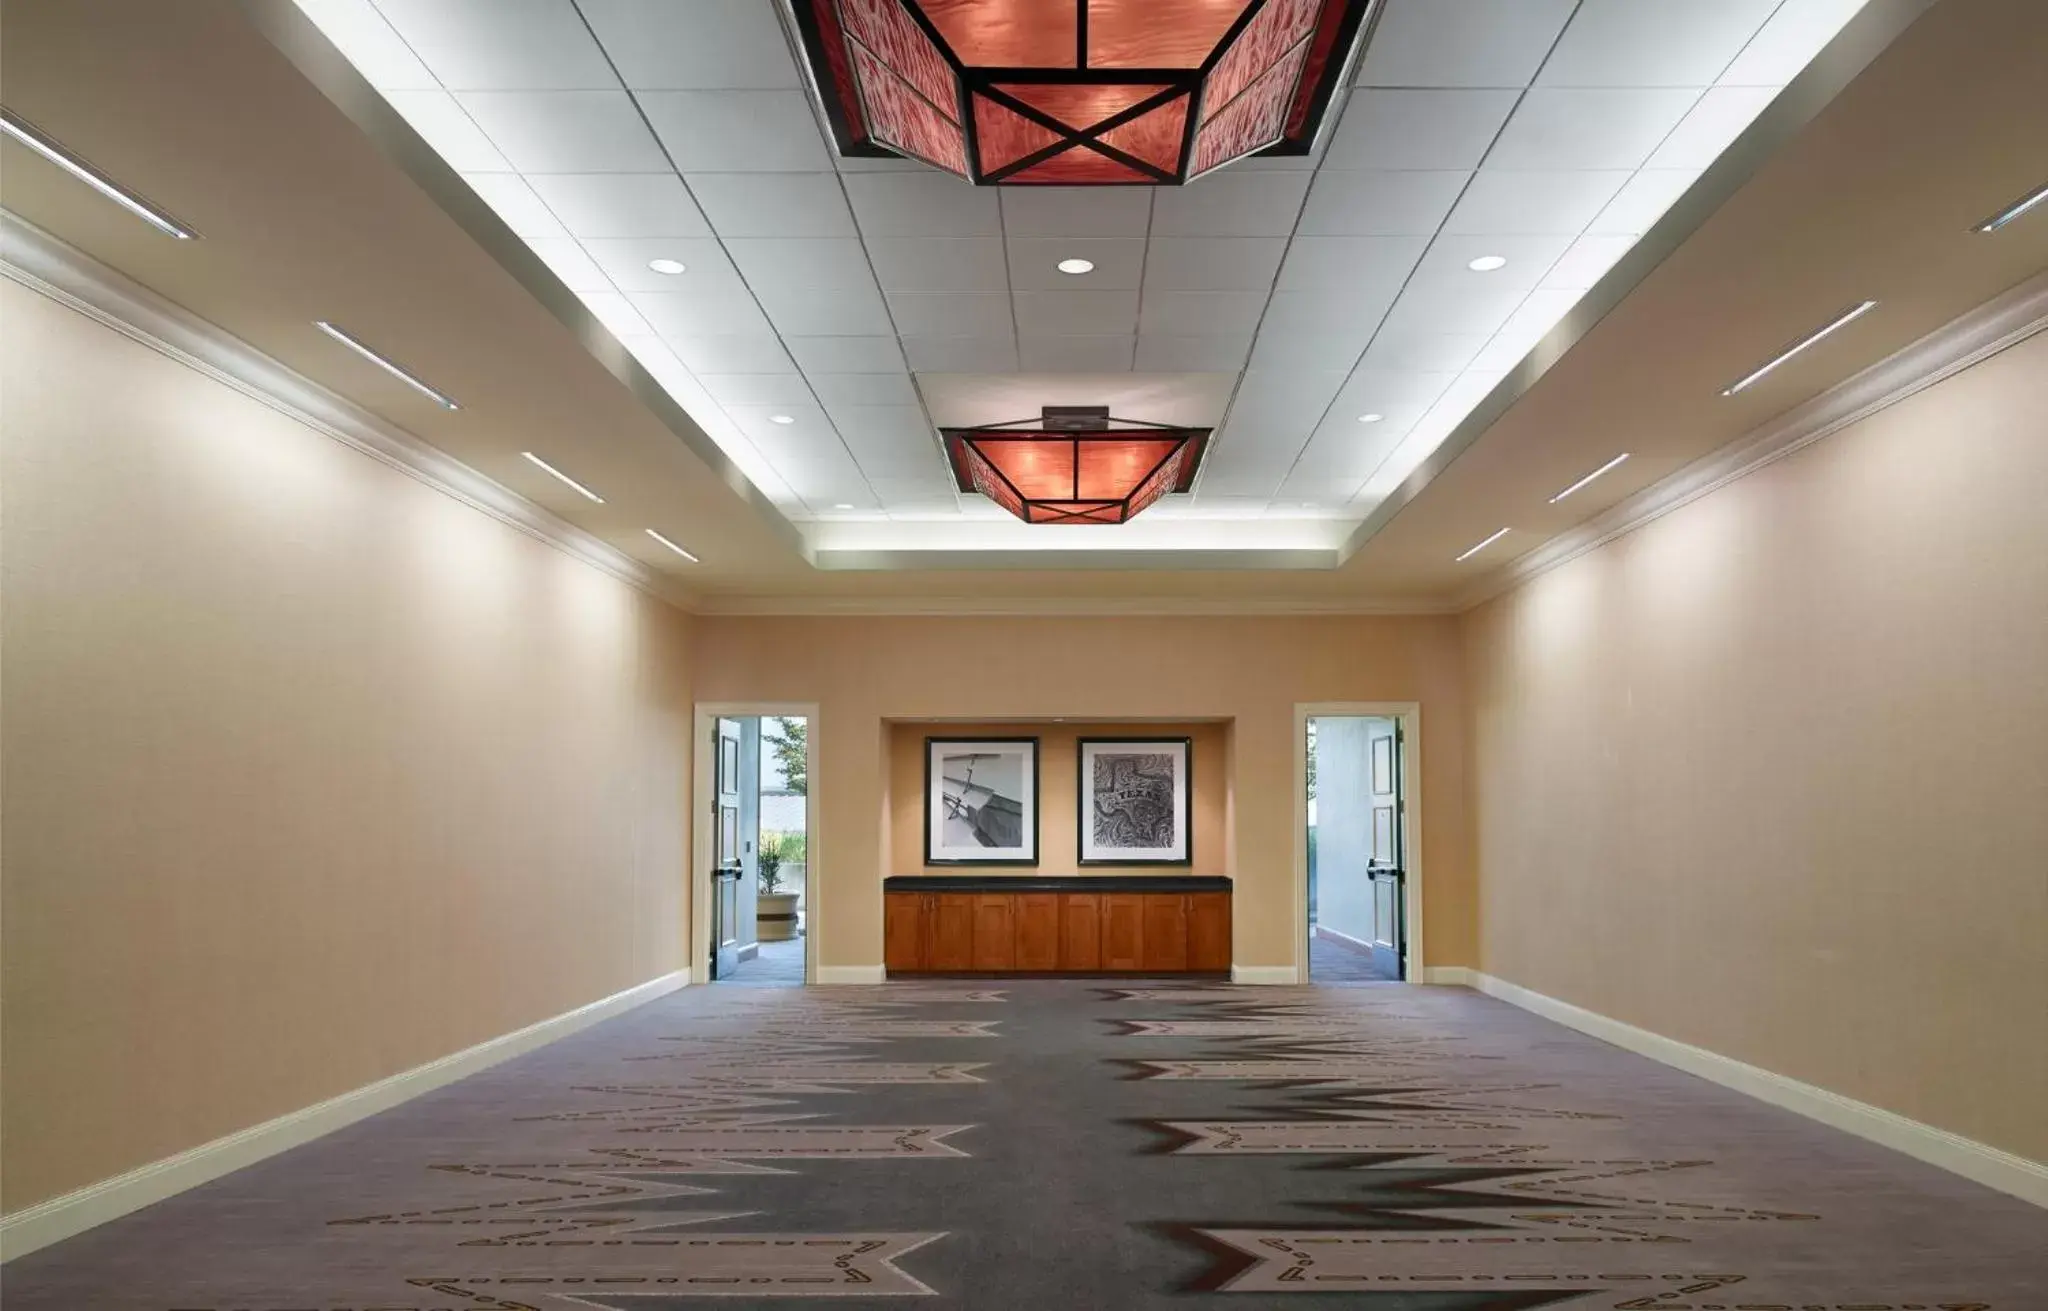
xmin=925 ymin=737 xmax=1039 ymax=865
xmin=1370 ymin=733 xmax=1394 ymax=795
xmin=1078 ymin=737 xmax=1192 ymax=866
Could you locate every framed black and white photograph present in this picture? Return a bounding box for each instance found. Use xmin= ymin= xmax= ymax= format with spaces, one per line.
xmin=1078 ymin=737 xmax=1192 ymax=866
xmin=925 ymin=738 xmax=1039 ymax=865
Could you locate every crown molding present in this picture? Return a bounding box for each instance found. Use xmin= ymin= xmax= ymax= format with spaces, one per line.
xmin=1 ymin=211 xmax=692 ymax=609
xmin=1458 ymin=269 xmax=2048 ymax=612
xmin=689 ymin=593 xmax=1458 ymax=618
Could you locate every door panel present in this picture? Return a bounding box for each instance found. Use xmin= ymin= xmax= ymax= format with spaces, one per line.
xmin=711 ymin=717 xmax=744 ymax=980
xmin=930 ymin=894 xmax=975 ymax=970
xmin=1140 ymin=895 xmax=1189 ymax=971
xmin=1188 ymin=892 xmax=1231 ymax=972
xmin=1102 ymin=894 xmax=1144 ymax=970
xmin=1061 ymin=894 xmax=1102 ymax=970
xmin=1015 ymin=894 xmax=1060 ymax=970
xmin=971 ymin=895 xmax=1015 ymax=970
xmin=884 ymin=892 xmax=925 ymax=972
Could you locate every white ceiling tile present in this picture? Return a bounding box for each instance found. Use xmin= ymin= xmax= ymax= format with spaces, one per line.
xmin=578 ymin=0 xmax=801 ymax=89
xmin=684 ymin=172 xmax=857 ymax=237
xmin=1587 ymin=169 xmax=1701 ymax=234
xmin=525 ymin=173 xmax=711 ymax=237
xmin=1484 ymin=88 xmax=1702 ymax=170
xmin=524 ymin=237 xmax=613 ymax=291
xmin=1334 ymin=368 xmax=1461 ymax=415
xmin=867 ymin=238 xmax=1009 ymax=292
xmin=695 ymin=373 xmax=815 ymax=407
xmin=843 ymin=173 xmax=1002 ymax=237
xmin=456 ymin=91 xmax=669 ymax=171
xmin=1542 ymin=231 xmax=1640 ymax=289
xmin=575 ymin=289 xmax=652 ymax=337
xmin=886 ymin=293 xmax=1015 ymax=337
xmin=823 ymin=404 xmax=929 ymax=443
xmin=1000 ymin=188 xmax=1151 ymax=237
xmin=1257 ymin=288 xmax=1400 ymax=337
xmin=1357 ymin=0 xmax=1577 ymax=88
xmin=722 ymin=403 xmax=831 ymax=444
xmin=1470 ymin=286 xmax=1586 ymax=370
xmin=1247 ymin=329 xmax=1372 ymax=373
xmin=1445 ymin=170 xmax=1632 ymax=234
xmin=753 ymin=285 xmax=895 ymax=336
xmin=1537 ymin=0 xmax=1780 ymax=88
xmin=786 ymin=336 xmax=907 ymax=373
xmin=629 ymin=288 xmax=775 ymax=337
xmin=666 ymin=336 xmax=796 ymax=373
xmin=1150 ymin=171 xmax=1312 ymax=236
xmin=1009 ymin=237 xmax=1147 ymax=290
xmin=1647 ymin=85 xmax=1780 ymax=169
xmin=295 ymin=0 xmax=438 ymax=89
xmin=1297 ymin=169 xmax=1470 ymax=235
xmin=1012 ymin=290 xmax=1141 ymax=336
xmin=902 ymin=336 xmax=1019 ymax=371
xmin=462 ymin=172 xmax=570 ymax=241
xmin=1720 ymin=0 xmax=1872 ymax=86
xmin=1357 ymin=328 xmax=1490 ymax=373
xmin=581 ymin=237 xmax=747 ymax=293
xmin=1143 ymin=238 xmax=1288 ymax=292
xmin=1274 ymin=235 xmax=1428 ymax=292
xmin=374 ymin=0 xmax=615 ymax=90
xmin=1407 ymin=231 xmax=1574 ymax=290
xmin=1017 ymin=337 xmax=1136 ymax=372
xmin=1323 ymin=89 xmax=1520 ymax=170
xmin=638 ymin=91 xmax=833 ymax=171
xmin=1137 ymin=291 xmax=1270 ymax=336
xmin=811 ymin=372 xmax=922 ymax=408
xmin=1220 ymin=370 xmax=1349 ymax=451
xmin=382 ymin=90 xmax=512 ymax=171
xmin=725 ymin=238 xmax=878 ymax=292
xmin=1133 ymin=336 xmax=1255 ymax=372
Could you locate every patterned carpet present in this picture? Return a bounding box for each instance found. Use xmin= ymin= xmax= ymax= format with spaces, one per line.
xmin=8 ymin=981 xmax=2044 ymax=1308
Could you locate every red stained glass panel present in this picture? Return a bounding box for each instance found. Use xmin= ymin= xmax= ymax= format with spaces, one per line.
xmin=1006 ymin=149 xmax=1153 ymax=183
xmin=918 ymin=0 xmax=1077 ymax=67
xmin=1075 ymin=438 xmax=1184 ymax=500
xmin=993 ymin=81 xmax=1167 ymax=133
xmin=972 ymin=93 xmax=1062 ymax=173
xmin=1190 ymin=39 xmax=1305 ymax=175
xmin=1201 ymin=0 xmax=1319 ymax=122
xmin=837 ymin=0 xmax=959 ymax=117
xmin=852 ymin=45 xmax=970 ymax=175
xmin=1096 ymin=95 xmax=1189 ymax=173
xmin=1087 ymin=0 xmax=1252 ymax=68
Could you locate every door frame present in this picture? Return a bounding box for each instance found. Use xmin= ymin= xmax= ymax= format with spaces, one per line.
xmin=693 ymin=702 xmax=820 ymax=985
xmin=1293 ymin=701 xmax=1424 ymax=983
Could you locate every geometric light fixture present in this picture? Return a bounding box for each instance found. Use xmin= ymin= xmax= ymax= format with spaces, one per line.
xmin=943 ymin=407 xmax=1208 ymax=524
xmin=790 ymin=0 xmax=1372 ymax=184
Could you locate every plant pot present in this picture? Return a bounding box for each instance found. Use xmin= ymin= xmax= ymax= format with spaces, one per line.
xmin=758 ymin=892 xmax=800 ymax=941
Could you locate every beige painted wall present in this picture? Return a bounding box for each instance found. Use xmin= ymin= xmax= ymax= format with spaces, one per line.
xmin=887 ymin=721 xmax=1229 ymax=877
xmin=0 ymin=283 xmax=694 ymax=1211
xmin=1462 ymin=328 xmax=2048 ymax=1161
xmin=694 ymin=615 xmax=1470 ymax=973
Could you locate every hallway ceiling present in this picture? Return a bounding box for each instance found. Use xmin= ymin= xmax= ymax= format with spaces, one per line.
xmin=2 ymin=0 xmax=2045 ymax=605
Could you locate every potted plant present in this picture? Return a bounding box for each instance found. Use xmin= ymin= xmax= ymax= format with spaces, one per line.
xmin=756 ymin=833 xmax=801 ymax=941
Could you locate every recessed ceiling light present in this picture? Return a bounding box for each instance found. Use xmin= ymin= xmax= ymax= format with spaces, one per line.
xmin=647 ymin=257 xmax=687 ymax=275
xmin=1973 ymin=180 xmax=2048 ymax=232
xmin=1454 ymin=526 xmax=1511 ymax=563
xmin=645 ymin=529 xmax=698 ymax=562
xmin=1467 ymin=255 xmax=1507 ymax=272
xmin=834 ymin=503 xmax=855 ymax=510
xmin=1548 ymin=452 xmax=1630 ymax=504
xmin=521 ymin=451 xmax=605 ymax=503
xmin=1720 ymin=300 xmax=1877 ymax=396
xmin=0 ymin=107 xmax=198 ymax=239
xmin=1356 ymin=412 xmax=1384 ymax=424
xmin=769 ymin=414 xmax=796 ymax=425
xmin=314 ymin=321 xmax=460 ymax=409
xmin=1056 ymin=257 xmax=1095 ymax=275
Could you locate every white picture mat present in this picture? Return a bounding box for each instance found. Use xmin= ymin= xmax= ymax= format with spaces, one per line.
xmin=928 ymin=740 xmax=1037 ymax=861
xmin=1080 ymin=740 xmax=1189 ymax=863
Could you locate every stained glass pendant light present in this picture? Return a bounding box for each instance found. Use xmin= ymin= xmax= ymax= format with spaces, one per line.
xmin=791 ymin=0 xmax=1372 ymax=184
xmin=944 ymin=407 xmax=1209 ymax=524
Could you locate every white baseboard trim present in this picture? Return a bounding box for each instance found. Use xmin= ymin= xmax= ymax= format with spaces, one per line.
xmin=817 ymin=965 xmax=886 ymax=985
xmin=1467 ymin=970 xmax=2048 ymax=1209
xmin=1420 ymin=966 xmax=1474 ymax=986
xmin=0 ymin=969 xmax=688 ymax=1262
xmin=1312 ymin=923 xmax=1376 ymax=952
xmin=1233 ymin=965 xmax=1301 ymax=985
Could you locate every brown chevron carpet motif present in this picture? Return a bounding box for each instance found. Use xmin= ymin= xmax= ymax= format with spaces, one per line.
xmin=4 ymin=980 xmax=2041 ymax=1308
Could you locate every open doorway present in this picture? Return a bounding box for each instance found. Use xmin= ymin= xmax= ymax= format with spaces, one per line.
xmin=1307 ymin=713 xmax=1406 ymax=981
xmin=707 ymin=713 xmax=810 ymax=986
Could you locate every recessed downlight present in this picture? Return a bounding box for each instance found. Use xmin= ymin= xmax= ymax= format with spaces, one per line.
xmin=314 ymin=321 xmax=459 ymax=409
xmin=1454 ymin=527 xmax=1511 ymax=562
xmin=1720 ymin=300 xmax=1877 ymax=396
xmin=1056 ymin=257 xmax=1095 ymax=275
xmin=769 ymin=414 xmax=796 ymax=425
xmin=0 ymin=108 xmax=198 ymax=239
xmin=645 ymin=529 xmax=699 ymax=562
xmin=1356 ymin=412 xmax=1384 ymax=424
xmin=1467 ymin=254 xmax=1507 ymax=272
xmin=521 ymin=451 xmax=605 ymax=503
xmin=1548 ymin=452 xmax=1630 ymax=504
xmin=647 ymin=257 xmax=687 ymax=275
xmin=1973 ymin=180 xmax=2048 ymax=233
xmin=834 ymin=503 xmax=855 ymax=510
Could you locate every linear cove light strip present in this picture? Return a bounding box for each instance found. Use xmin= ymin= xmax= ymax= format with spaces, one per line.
xmin=1974 ymin=180 xmax=2048 ymax=233
xmin=1 ymin=107 xmax=197 ymax=239
xmin=1455 ymin=527 xmax=1511 ymax=563
xmin=1720 ymin=301 xmax=1877 ymax=396
xmin=645 ymin=529 xmax=699 ymax=562
xmin=313 ymin=321 xmax=460 ymax=410
xmin=522 ymin=452 xmax=605 ymax=504
xmin=1549 ymin=453 xmax=1630 ymax=503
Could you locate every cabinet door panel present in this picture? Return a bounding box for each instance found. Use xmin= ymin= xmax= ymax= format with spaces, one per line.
xmin=1061 ymin=894 xmax=1101 ymax=971
xmin=1015 ymin=894 xmax=1061 ymax=970
xmin=884 ymin=893 xmax=926 ymax=973
xmin=971 ymin=894 xmax=1016 ymax=970
xmin=930 ymin=894 xmax=976 ymax=971
xmin=1102 ymin=894 xmax=1145 ymax=971
xmin=1188 ymin=893 xmax=1232 ymax=972
xmin=1141 ymin=895 xmax=1189 ymax=972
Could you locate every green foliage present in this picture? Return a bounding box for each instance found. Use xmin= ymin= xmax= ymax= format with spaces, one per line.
xmin=758 ymin=831 xmax=805 ymax=895
xmin=766 ymin=716 xmax=808 ymax=796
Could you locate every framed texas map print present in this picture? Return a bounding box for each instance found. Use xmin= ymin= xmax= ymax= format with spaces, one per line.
xmin=1079 ymin=738 xmax=1191 ymax=866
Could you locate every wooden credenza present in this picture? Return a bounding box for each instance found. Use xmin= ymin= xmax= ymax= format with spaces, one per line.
xmin=883 ymin=876 xmax=1231 ymax=975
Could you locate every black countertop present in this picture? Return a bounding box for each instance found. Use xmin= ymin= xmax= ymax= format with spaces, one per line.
xmin=884 ymin=874 xmax=1231 ymax=894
